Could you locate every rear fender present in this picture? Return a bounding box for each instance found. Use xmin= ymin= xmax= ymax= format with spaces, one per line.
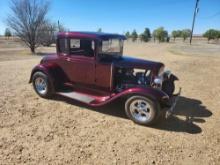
xmin=170 ymin=74 xmax=179 ymax=81
xmin=164 ymin=71 xmax=179 ymax=81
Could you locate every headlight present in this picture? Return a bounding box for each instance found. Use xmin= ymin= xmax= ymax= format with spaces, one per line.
xmin=154 ymin=77 xmax=162 ymax=85
xmin=153 ymin=76 xmax=163 ymax=89
xmin=153 ymin=66 xmax=165 ymax=89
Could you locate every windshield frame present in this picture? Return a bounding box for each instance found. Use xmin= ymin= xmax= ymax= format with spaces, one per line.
xmin=98 ymin=38 xmax=124 ymax=58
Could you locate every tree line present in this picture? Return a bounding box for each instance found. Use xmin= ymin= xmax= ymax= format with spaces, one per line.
xmin=171 ymin=29 xmax=191 ymax=41
xmin=203 ymin=29 xmax=220 ymax=43
xmin=125 ymin=28 xmax=220 ymax=43
xmin=125 ymin=28 xmax=191 ymax=42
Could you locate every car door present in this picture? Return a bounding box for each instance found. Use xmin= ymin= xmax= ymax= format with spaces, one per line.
xmin=58 ymin=38 xmax=95 ymax=87
xmin=95 ymin=61 xmax=113 ymax=92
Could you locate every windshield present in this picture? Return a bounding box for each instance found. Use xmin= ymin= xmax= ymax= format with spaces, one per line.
xmin=99 ymin=38 xmax=123 ymax=56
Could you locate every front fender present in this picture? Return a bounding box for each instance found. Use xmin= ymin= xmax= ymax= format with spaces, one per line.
xmin=114 ymin=87 xmax=169 ymax=103
xmin=29 ymin=64 xmax=56 ymax=83
xmin=91 ymin=87 xmax=169 ymax=106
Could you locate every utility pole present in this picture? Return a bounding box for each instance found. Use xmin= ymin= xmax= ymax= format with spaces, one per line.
xmin=58 ymin=20 xmax=60 ymax=32
xmin=190 ymin=0 xmax=199 ymax=45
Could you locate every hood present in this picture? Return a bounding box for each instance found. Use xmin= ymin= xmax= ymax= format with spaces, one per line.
xmin=40 ymin=53 xmax=58 ymax=64
xmin=113 ymin=56 xmax=164 ymax=71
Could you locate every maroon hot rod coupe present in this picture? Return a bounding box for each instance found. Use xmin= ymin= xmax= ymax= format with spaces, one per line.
xmin=29 ymin=32 xmax=180 ymax=125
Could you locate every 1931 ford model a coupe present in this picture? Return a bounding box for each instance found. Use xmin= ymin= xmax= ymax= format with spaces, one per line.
xmin=29 ymin=32 xmax=180 ymax=126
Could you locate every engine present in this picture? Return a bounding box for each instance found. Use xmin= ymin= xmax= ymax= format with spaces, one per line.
xmin=114 ymin=67 xmax=177 ymax=97
xmin=115 ymin=68 xmax=152 ymax=92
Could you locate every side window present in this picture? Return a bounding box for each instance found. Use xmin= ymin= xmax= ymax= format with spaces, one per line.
xmin=70 ymin=39 xmax=95 ymax=57
xmin=70 ymin=39 xmax=80 ymax=48
xmin=59 ymin=38 xmax=69 ymax=54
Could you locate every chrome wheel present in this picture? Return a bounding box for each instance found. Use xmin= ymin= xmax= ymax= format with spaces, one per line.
xmin=129 ymin=99 xmax=153 ymax=123
xmin=34 ymin=77 xmax=47 ymax=95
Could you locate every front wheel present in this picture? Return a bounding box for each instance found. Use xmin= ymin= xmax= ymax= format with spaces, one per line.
xmin=125 ymin=96 xmax=160 ymax=126
xmin=32 ymin=72 xmax=54 ymax=98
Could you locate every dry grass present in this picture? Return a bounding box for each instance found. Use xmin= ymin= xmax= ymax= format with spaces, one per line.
xmin=0 ymin=39 xmax=220 ymax=164
xmin=169 ymin=42 xmax=220 ymax=57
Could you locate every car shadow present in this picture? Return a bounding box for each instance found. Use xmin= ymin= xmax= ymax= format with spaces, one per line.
xmin=52 ymin=95 xmax=212 ymax=134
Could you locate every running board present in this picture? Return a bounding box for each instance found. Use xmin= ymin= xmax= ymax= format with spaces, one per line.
xmin=57 ymin=91 xmax=96 ymax=104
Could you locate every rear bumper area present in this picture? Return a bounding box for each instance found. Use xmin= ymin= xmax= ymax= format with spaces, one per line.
xmin=163 ymin=88 xmax=181 ymax=118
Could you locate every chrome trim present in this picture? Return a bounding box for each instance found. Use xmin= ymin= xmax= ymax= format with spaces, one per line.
xmin=130 ymin=99 xmax=153 ymax=122
xmin=35 ymin=77 xmax=47 ymax=95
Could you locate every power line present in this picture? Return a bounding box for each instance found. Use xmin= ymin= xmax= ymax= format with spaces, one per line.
xmin=199 ymin=11 xmax=220 ymax=19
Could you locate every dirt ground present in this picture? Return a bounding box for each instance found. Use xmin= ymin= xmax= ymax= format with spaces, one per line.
xmin=0 ymin=39 xmax=220 ymax=165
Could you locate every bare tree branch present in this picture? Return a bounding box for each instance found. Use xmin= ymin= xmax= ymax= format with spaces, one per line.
xmin=7 ymin=0 xmax=50 ymax=53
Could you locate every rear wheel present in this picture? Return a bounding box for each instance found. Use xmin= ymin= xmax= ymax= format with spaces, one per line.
xmin=125 ymin=96 xmax=160 ymax=125
xmin=32 ymin=72 xmax=54 ymax=98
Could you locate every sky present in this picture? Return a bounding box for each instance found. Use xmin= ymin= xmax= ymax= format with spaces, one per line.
xmin=0 ymin=0 xmax=219 ymax=35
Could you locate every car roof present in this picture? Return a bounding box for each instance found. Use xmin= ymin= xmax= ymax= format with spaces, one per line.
xmin=57 ymin=31 xmax=126 ymax=40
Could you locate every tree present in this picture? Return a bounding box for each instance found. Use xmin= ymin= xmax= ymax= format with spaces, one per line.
xmin=125 ymin=31 xmax=130 ymax=38
xmin=172 ymin=31 xmax=178 ymax=41
xmin=171 ymin=30 xmax=182 ymax=41
xmin=164 ymin=30 xmax=168 ymax=42
xmin=39 ymin=21 xmax=57 ymax=46
xmin=58 ymin=22 xmax=68 ymax=32
xmin=7 ymin=0 xmax=50 ymax=53
xmin=203 ymin=29 xmax=219 ymax=43
xmin=152 ymin=30 xmax=156 ymax=42
xmin=217 ymin=31 xmax=220 ymax=41
xmin=131 ymin=30 xmax=138 ymax=42
xmin=97 ymin=28 xmax=102 ymax=32
xmin=176 ymin=30 xmax=182 ymax=37
xmin=181 ymin=29 xmax=191 ymax=42
xmin=153 ymin=27 xmax=168 ymax=42
xmin=4 ymin=28 xmax=12 ymax=39
xmin=140 ymin=28 xmax=151 ymax=42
